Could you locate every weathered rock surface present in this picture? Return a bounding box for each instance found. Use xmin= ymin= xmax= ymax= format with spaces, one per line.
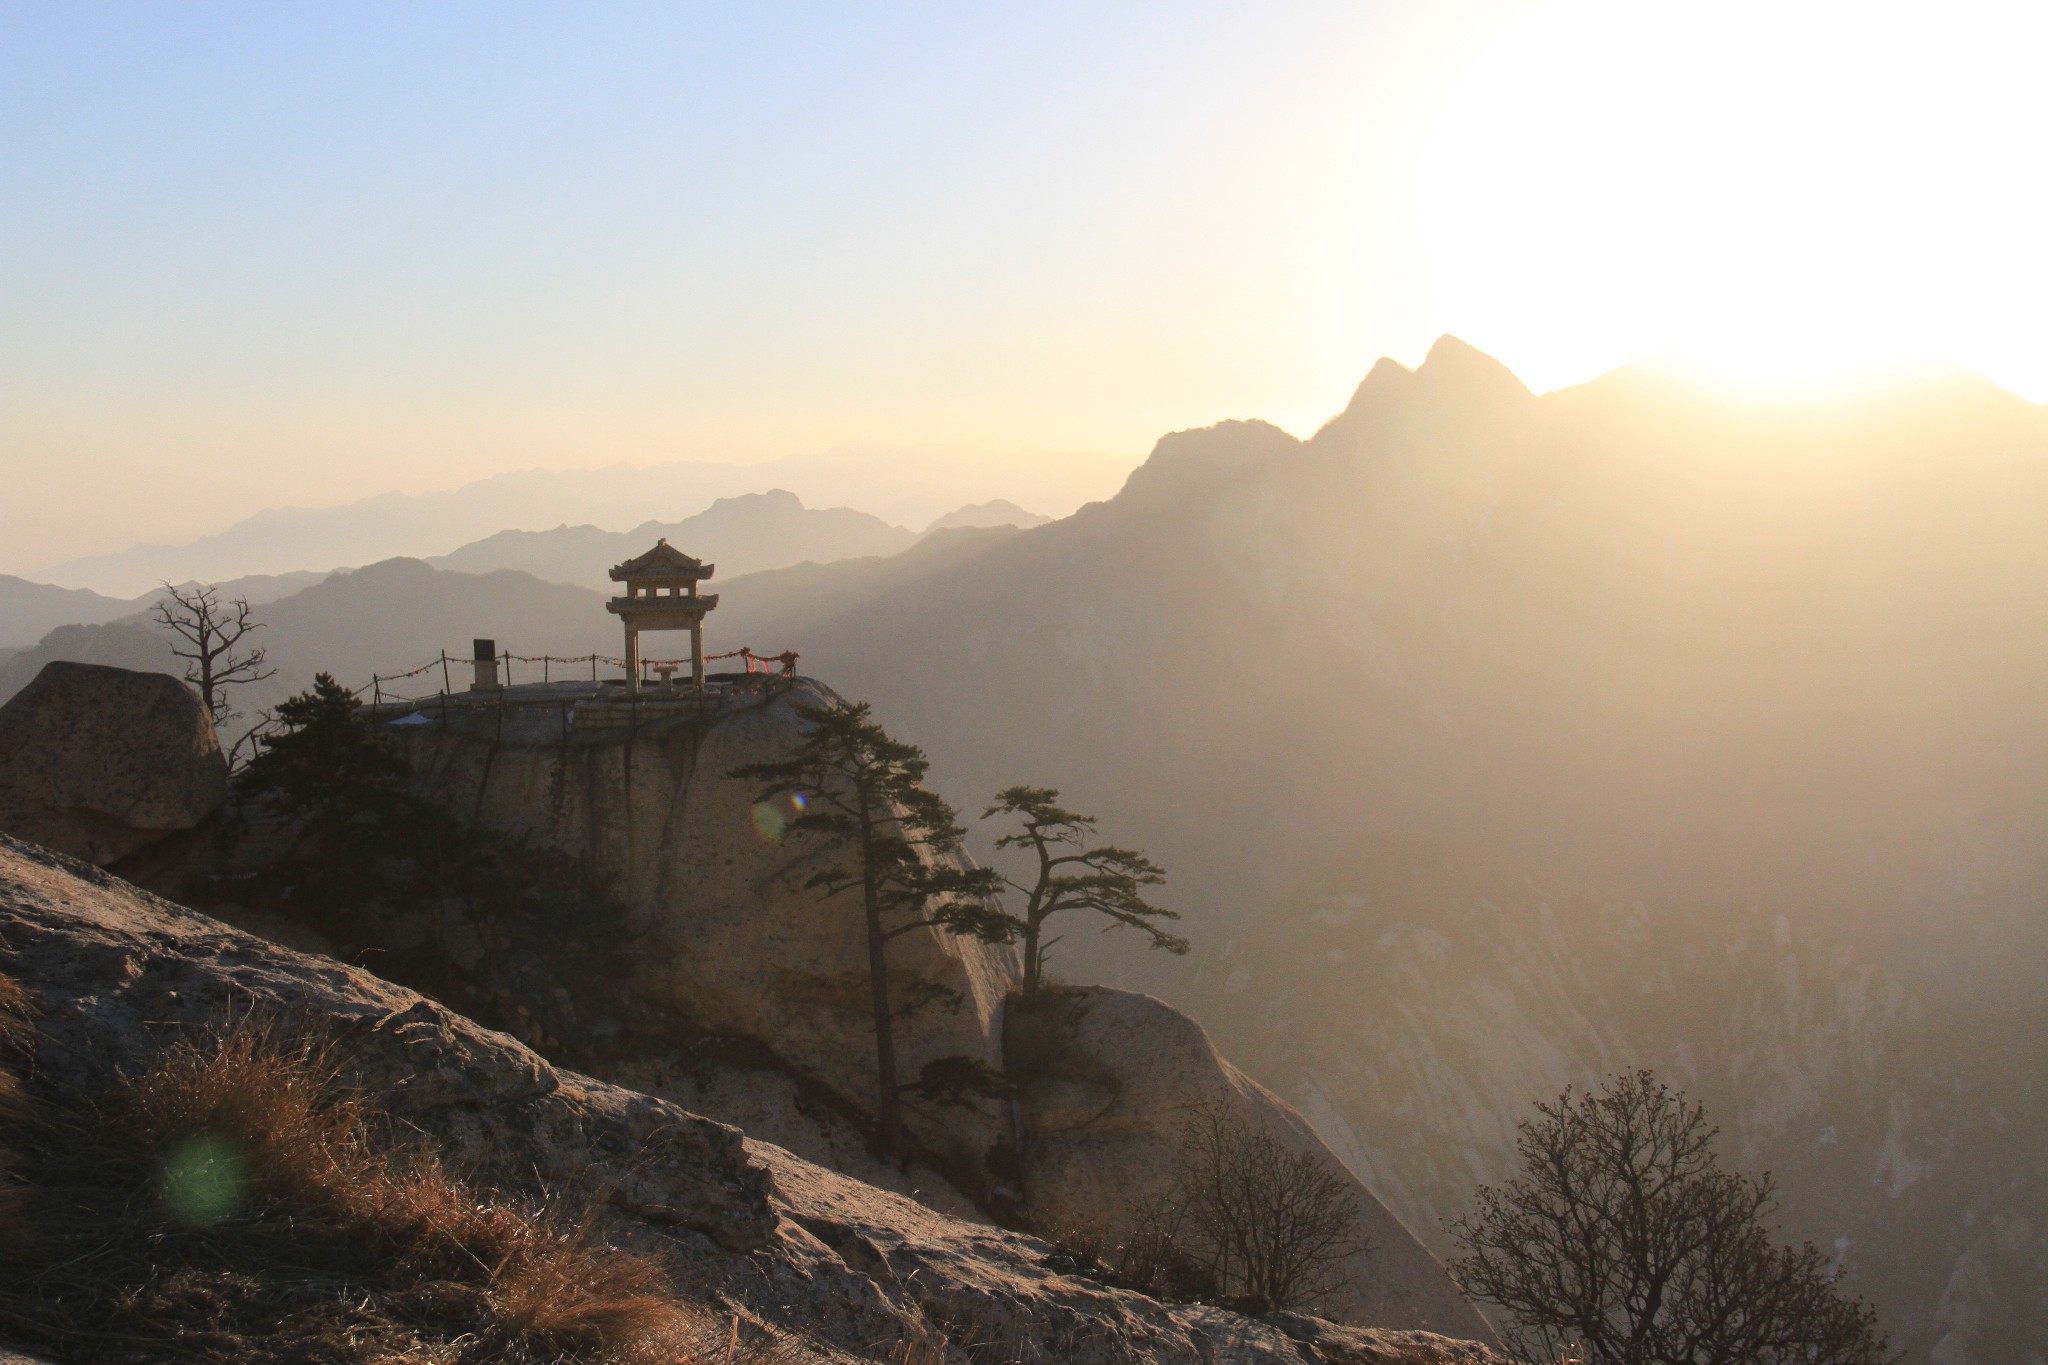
xmin=0 ymin=834 xmax=1505 ymax=1365
xmin=0 ymin=662 xmax=227 ymax=864
xmin=1010 ymin=987 xmax=1490 ymax=1341
xmin=0 ymin=832 xmax=775 ymax=1251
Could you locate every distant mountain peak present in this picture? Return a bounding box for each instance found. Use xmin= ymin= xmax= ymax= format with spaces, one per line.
xmin=1322 ymin=357 xmax=1417 ymax=436
xmin=923 ymin=500 xmax=1051 ymax=534
xmin=706 ymin=488 xmax=806 ymax=514
xmin=1314 ymin=337 xmax=1535 ymax=449
xmin=1111 ymin=419 xmax=1303 ymax=509
xmin=1417 ymin=334 xmax=1530 ymax=399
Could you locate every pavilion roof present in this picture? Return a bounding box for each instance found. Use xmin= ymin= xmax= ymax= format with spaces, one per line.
xmin=609 ymin=538 xmax=715 ymax=581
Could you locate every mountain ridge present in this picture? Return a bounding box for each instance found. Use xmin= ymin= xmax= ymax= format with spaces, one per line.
xmin=428 ymin=488 xmax=921 ymax=586
xmin=38 ymin=445 xmax=1134 ymax=595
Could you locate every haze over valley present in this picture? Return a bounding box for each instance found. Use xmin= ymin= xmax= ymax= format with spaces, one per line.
xmin=31 ymin=446 xmax=1114 ymax=597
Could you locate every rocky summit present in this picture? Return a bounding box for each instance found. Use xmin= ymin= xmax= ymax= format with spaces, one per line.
xmin=0 ymin=659 xmax=1502 ymax=1361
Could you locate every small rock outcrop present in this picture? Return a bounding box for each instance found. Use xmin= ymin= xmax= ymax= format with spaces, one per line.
xmin=1010 ymin=987 xmax=1491 ymax=1340
xmin=0 ymin=834 xmax=1506 ymax=1365
xmin=0 ymin=661 xmax=227 ymax=864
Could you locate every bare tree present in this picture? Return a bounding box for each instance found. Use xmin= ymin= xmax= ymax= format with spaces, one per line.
xmin=1175 ymin=1098 xmax=1369 ymax=1312
xmin=222 ymin=708 xmax=280 ymax=775
xmin=982 ymin=785 xmax=1186 ymax=997
xmin=1450 ymin=1070 xmax=1891 ymax=1365
xmin=1113 ymin=1191 xmax=1219 ymax=1303
xmin=151 ymin=582 xmax=275 ymax=729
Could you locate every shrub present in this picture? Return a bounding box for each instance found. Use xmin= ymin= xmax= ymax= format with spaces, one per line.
xmin=1175 ymin=1099 xmax=1369 ymax=1312
xmin=1450 ymin=1069 xmax=1891 ymax=1365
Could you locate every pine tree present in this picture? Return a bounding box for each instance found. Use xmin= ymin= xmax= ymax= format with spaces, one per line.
xmin=982 ymin=785 xmax=1185 ymax=997
xmin=732 ymin=700 xmax=1008 ymax=1157
xmin=236 ymin=673 xmax=411 ymax=843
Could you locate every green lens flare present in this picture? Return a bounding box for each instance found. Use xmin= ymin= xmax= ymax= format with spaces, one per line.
xmin=160 ymin=1133 xmax=248 ymax=1225
xmin=750 ymin=800 xmax=787 ymax=841
xmin=751 ymin=791 xmax=807 ymax=841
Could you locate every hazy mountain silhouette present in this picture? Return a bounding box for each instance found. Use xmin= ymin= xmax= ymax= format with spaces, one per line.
xmin=429 ymin=490 xmax=918 ymax=587
xmin=39 ymin=445 xmax=1132 ymax=595
xmin=0 ymin=577 xmax=134 ymax=648
xmin=720 ymin=336 xmax=2048 ymax=995
xmin=923 ymin=499 xmax=1051 ymax=532
xmin=0 ymin=571 xmax=327 ymax=650
xmin=0 ymin=535 xmax=1031 ymax=717
xmin=702 ymin=336 xmax=2048 ymax=1363
xmin=0 ymin=560 xmax=617 ymax=719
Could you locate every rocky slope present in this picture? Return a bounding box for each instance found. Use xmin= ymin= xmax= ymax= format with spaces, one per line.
xmin=0 ymin=833 xmax=1502 ymax=1365
xmin=1008 ymin=986 xmax=1455 ymax=1332
xmin=382 ymin=676 xmax=1019 ymax=1201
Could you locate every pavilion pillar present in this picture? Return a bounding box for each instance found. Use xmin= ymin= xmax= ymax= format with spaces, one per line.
xmin=691 ymin=622 xmax=705 ymax=689
xmin=624 ymin=622 xmax=641 ymax=696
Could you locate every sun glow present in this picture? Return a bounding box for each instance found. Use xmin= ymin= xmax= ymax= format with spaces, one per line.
xmin=1421 ymin=0 xmax=2048 ymax=399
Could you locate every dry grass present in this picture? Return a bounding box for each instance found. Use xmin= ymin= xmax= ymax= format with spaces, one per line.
xmin=0 ymin=1004 xmax=721 ymax=1364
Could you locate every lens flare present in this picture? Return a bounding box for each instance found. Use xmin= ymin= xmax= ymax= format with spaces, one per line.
xmin=751 ymin=791 xmax=808 ymax=842
xmin=160 ymin=1133 xmax=248 ymax=1225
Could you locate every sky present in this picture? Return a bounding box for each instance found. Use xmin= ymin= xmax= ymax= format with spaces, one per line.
xmin=4 ymin=0 xmax=2045 ymax=576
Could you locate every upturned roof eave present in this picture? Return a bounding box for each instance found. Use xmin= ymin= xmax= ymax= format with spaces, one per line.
xmin=607 ymin=537 xmax=716 ymax=581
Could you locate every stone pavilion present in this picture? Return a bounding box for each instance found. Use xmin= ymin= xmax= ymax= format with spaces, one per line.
xmin=606 ymin=539 xmax=718 ymax=694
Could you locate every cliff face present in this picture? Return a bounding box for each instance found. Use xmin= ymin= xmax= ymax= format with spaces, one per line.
xmin=385 ymin=678 xmax=1017 ymax=1189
